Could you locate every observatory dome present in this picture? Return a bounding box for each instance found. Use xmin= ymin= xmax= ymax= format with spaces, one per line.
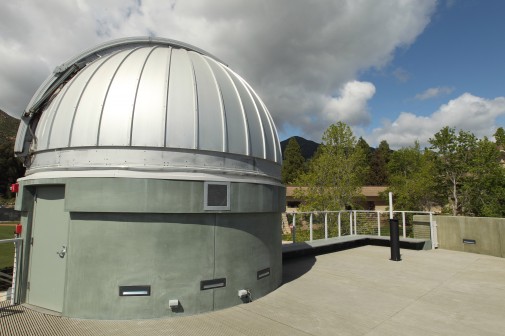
xmin=13 ymin=37 xmax=285 ymax=319
xmin=15 ymin=37 xmax=281 ymax=182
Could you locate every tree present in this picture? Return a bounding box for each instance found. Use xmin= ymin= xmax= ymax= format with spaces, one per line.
xmin=0 ymin=140 xmax=25 ymax=198
xmin=281 ymin=138 xmax=305 ymax=184
xmin=462 ymin=137 xmax=505 ymax=217
xmin=294 ymin=122 xmax=366 ymax=211
xmin=386 ymin=142 xmax=438 ymax=211
xmin=356 ymin=137 xmax=372 ymax=185
xmin=369 ymin=140 xmax=390 ymax=185
xmin=494 ymin=127 xmax=505 ymax=148
xmin=494 ymin=127 xmax=505 ymax=166
xmin=429 ymin=127 xmax=478 ymax=216
xmin=428 ymin=127 xmax=505 ymax=217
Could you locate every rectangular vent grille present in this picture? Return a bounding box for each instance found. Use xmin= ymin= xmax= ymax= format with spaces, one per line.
xmin=200 ymin=278 xmax=227 ymax=290
xmin=119 ymin=285 xmax=151 ymax=296
xmin=204 ymin=182 xmax=230 ymax=211
xmin=257 ymin=267 xmax=271 ymax=280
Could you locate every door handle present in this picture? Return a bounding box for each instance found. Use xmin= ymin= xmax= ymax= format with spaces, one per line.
xmin=56 ymin=246 xmax=66 ymax=258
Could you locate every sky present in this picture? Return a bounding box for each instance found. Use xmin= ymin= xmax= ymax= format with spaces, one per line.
xmin=0 ymin=0 xmax=503 ymax=149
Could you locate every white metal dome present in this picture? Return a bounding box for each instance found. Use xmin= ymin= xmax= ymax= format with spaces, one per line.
xmin=15 ymin=37 xmax=281 ymax=182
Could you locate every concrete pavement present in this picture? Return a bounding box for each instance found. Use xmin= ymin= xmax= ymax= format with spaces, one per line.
xmin=1 ymin=246 xmax=505 ymax=335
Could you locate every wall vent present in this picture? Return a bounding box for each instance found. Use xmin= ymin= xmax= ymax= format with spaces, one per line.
xmin=119 ymin=285 xmax=151 ymax=296
xmin=204 ymin=182 xmax=230 ymax=211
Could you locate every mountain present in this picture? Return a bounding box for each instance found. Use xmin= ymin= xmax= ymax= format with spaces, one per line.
xmin=0 ymin=109 xmax=19 ymax=144
xmin=280 ymin=136 xmax=320 ymax=160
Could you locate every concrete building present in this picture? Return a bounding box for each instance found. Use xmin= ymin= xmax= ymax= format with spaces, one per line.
xmin=13 ymin=37 xmax=285 ymax=319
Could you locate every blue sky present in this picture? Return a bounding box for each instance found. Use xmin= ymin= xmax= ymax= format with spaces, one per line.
xmin=359 ymin=0 xmax=505 ymax=147
xmin=0 ymin=0 xmax=503 ymax=148
xmin=365 ymin=1 xmax=505 ymax=122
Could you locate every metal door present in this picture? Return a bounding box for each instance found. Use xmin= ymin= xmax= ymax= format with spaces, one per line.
xmin=27 ymin=186 xmax=69 ymax=313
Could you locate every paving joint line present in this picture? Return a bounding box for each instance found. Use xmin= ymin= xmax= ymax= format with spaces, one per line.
xmin=363 ymin=251 xmax=482 ymax=335
xmin=236 ymin=305 xmax=315 ymax=336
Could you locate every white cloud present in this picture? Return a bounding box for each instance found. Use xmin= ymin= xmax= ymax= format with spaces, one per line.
xmin=0 ymin=0 xmax=436 ymax=142
xmin=322 ymin=81 xmax=375 ymax=126
xmin=415 ymin=86 xmax=454 ymax=100
xmin=369 ymin=93 xmax=505 ymax=148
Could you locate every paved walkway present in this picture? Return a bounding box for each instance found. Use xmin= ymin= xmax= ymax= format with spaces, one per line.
xmin=2 ymin=246 xmax=505 ymax=335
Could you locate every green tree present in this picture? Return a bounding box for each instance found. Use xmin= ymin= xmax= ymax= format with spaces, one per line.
xmin=281 ymin=138 xmax=305 ymax=184
xmin=294 ymin=122 xmax=366 ymax=211
xmin=494 ymin=127 xmax=505 ymax=148
xmin=462 ymin=137 xmax=505 ymax=217
xmin=369 ymin=140 xmax=390 ymax=185
xmin=495 ymin=127 xmax=505 ymax=168
xmin=386 ymin=142 xmax=438 ymax=211
xmin=429 ymin=127 xmax=478 ymax=216
xmin=356 ymin=137 xmax=372 ymax=184
xmin=0 ymin=140 xmax=25 ymax=198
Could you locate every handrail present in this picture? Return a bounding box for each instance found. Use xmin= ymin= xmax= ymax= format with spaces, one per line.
xmin=0 ymin=237 xmax=23 ymax=305
xmin=0 ymin=238 xmax=23 ymax=244
xmin=287 ymin=210 xmax=434 ymax=215
xmin=285 ymin=210 xmax=436 ymax=249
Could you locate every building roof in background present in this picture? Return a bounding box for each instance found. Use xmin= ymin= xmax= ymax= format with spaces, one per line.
xmin=286 ymin=186 xmax=387 ymax=198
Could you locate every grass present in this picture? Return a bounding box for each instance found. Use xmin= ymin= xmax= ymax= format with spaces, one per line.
xmin=0 ymin=224 xmax=16 ymax=270
xmin=0 ymin=197 xmax=16 ymax=206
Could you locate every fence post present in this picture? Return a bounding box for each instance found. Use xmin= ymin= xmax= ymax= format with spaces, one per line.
xmin=429 ymin=212 xmax=438 ymax=249
xmin=349 ymin=212 xmax=353 ymax=235
xmin=324 ymin=212 xmax=328 ymax=239
xmin=11 ymin=240 xmax=16 ymax=305
xmin=12 ymin=240 xmax=22 ymax=305
xmin=338 ymin=212 xmax=341 ymax=237
xmin=377 ymin=211 xmax=381 ymax=236
xmin=402 ymin=211 xmax=406 ymax=238
xmin=292 ymin=213 xmax=296 ymax=243
xmin=309 ymin=213 xmax=313 ymax=242
xmin=354 ymin=211 xmax=357 ymax=235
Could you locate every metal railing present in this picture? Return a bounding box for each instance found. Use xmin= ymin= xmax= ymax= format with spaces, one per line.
xmin=283 ymin=210 xmax=436 ymax=249
xmin=0 ymin=237 xmax=23 ymax=305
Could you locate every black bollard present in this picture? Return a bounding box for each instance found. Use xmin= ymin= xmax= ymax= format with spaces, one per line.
xmin=389 ymin=218 xmax=401 ymax=261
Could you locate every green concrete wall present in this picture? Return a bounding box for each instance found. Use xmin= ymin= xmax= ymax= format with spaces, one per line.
xmin=414 ymin=215 xmax=505 ymax=258
xmin=213 ymin=213 xmax=282 ymax=311
xmin=16 ymin=178 xmax=284 ymax=319
xmin=17 ymin=178 xmax=285 ymax=213
xmin=63 ymin=212 xmax=281 ymax=319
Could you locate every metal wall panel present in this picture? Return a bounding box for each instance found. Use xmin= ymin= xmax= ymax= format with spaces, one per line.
xmin=189 ymin=52 xmax=224 ymax=152
xmin=35 ymin=80 xmax=70 ymax=149
xmin=264 ymin=105 xmax=282 ymax=163
xmin=69 ymin=51 xmax=128 ymax=147
xmin=69 ymin=54 xmax=117 ymax=147
xmin=226 ymin=69 xmax=265 ymax=159
xmin=206 ymin=57 xmax=249 ymax=156
xmin=47 ymin=64 xmax=94 ymax=149
xmin=166 ymin=49 xmax=196 ymax=149
xmin=248 ymin=84 xmax=275 ymax=162
xmin=98 ymin=48 xmax=150 ymax=146
xmin=131 ymin=47 xmax=170 ymax=147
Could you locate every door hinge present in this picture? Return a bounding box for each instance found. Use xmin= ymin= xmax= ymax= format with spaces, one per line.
xmin=31 ymin=237 xmax=34 ymax=245
xmin=27 ymin=281 xmax=30 ymax=290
